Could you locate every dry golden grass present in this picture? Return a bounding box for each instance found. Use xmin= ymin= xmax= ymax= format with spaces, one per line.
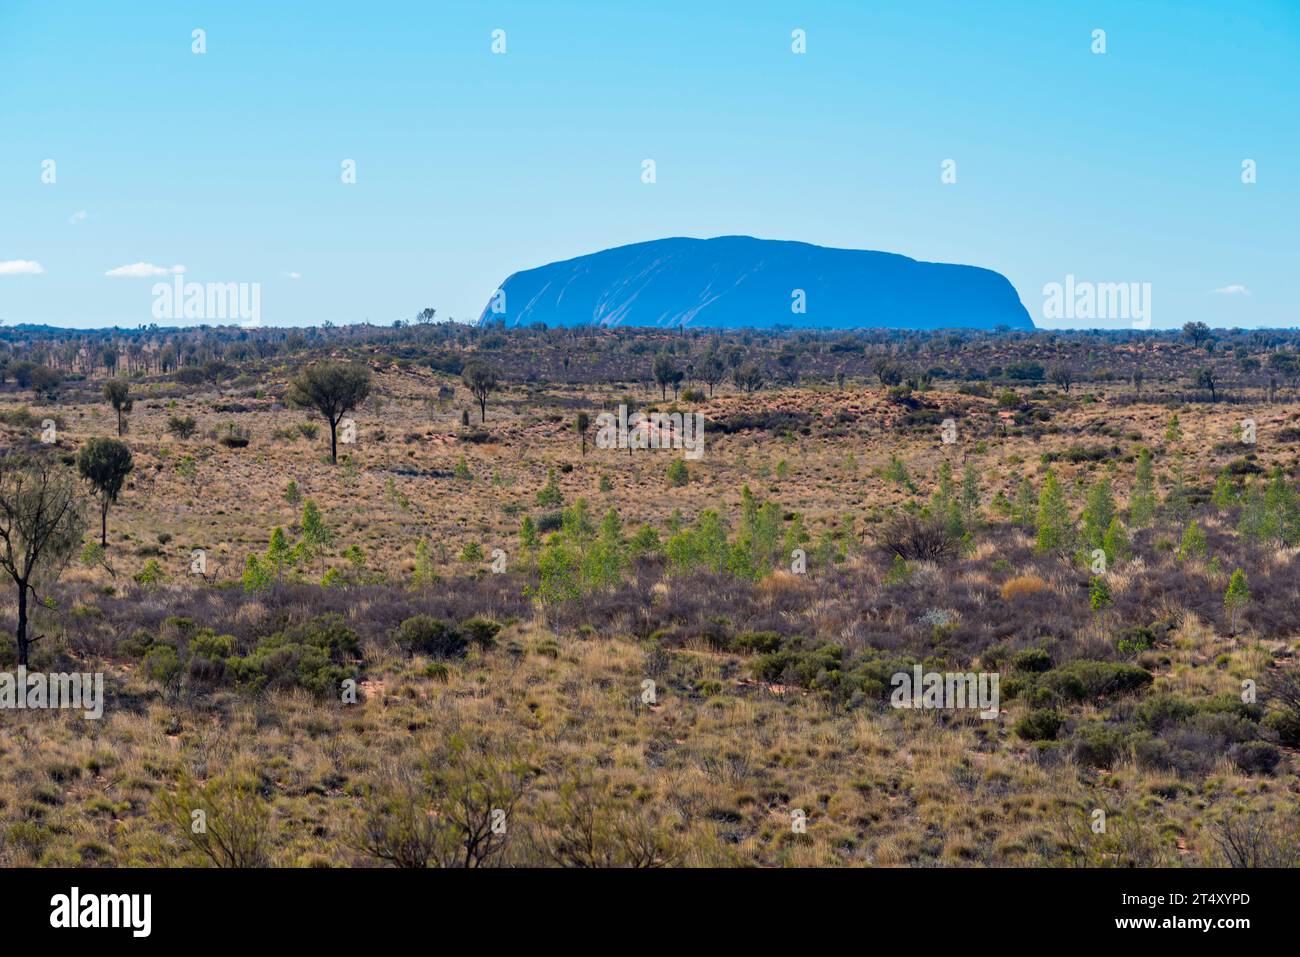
xmin=0 ymin=373 xmax=1297 ymax=867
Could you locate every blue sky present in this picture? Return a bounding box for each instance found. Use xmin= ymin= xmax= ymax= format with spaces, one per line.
xmin=1 ymin=0 xmax=1296 ymax=330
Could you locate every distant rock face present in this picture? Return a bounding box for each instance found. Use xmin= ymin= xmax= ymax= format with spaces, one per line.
xmin=478 ymin=236 xmax=1033 ymax=331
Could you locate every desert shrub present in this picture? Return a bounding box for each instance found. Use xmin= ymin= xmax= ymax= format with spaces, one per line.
xmin=392 ymin=616 xmax=466 ymax=658
xmin=666 ymin=459 xmax=689 ymax=487
xmin=142 ymin=645 xmax=182 ymax=688
xmin=1011 ymin=648 xmax=1052 ymax=673
xmin=154 ymin=764 xmax=272 ymax=867
xmin=226 ymin=615 xmax=359 ymax=697
xmin=1116 ymin=625 xmax=1156 ymax=656
xmin=1009 ymin=659 xmax=1152 ymax=706
xmin=733 ymin=631 xmax=782 ymax=655
xmin=845 ymin=654 xmax=919 ymax=702
xmin=879 ymin=513 xmax=960 ymax=562
xmin=1209 ymin=811 xmax=1300 ymax=867
xmin=1001 ymin=575 xmax=1048 ymax=601
xmin=695 ymin=616 xmax=730 ymax=651
xmin=166 ymin=415 xmax=198 ymax=439
xmin=753 ymin=637 xmax=843 ymax=689
xmin=187 ymin=631 xmax=237 ymax=684
xmin=1133 ymin=693 xmax=1197 ymax=731
xmin=1263 ymin=711 xmax=1300 ymax=747
xmin=217 ymin=422 xmax=251 ymax=448
xmin=1262 ymin=664 xmax=1300 ymax=746
xmin=460 ymin=617 xmax=502 ymax=648
xmin=1070 ymin=723 xmax=1129 ymax=768
xmin=1043 ymin=444 xmax=1120 ymax=464
xmin=1228 ymin=741 xmax=1281 ymax=775
xmin=351 ymin=734 xmax=530 ymax=869
xmin=134 ymin=558 xmax=165 ymax=585
xmin=1015 ymin=709 xmax=1064 ymax=741
xmin=711 ymin=409 xmax=812 ymax=435
xmin=536 ymin=511 xmax=564 ymax=534
xmin=119 ymin=628 xmax=154 ymax=658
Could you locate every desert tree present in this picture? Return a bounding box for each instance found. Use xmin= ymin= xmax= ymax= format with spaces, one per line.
xmin=652 ymin=351 xmax=678 ymax=401
xmin=576 ymin=412 xmax=590 ymax=455
xmin=1183 ymin=321 xmax=1212 ymax=349
xmin=1193 ymin=366 xmax=1218 ymax=402
xmin=698 ymin=354 xmax=725 ymax=396
xmin=776 ymin=346 xmax=801 ymax=386
xmin=0 ymin=453 xmax=86 ymax=666
xmin=1047 ymin=363 xmax=1074 ymax=393
xmin=1224 ymin=569 xmax=1250 ymax=634
xmin=77 ymin=437 xmax=134 ymax=547
xmin=103 ymin=379 xmax=133 ymax=436
xmin=287 ymin=361 xmax=372 ymax=463
xmin=871 ymin=357 xmax=904 ymax=387
xmin=26 ymin=364 xmax=62 ymax=398
xmin=1035 ymin=467 xmax=1075 ymax=554
xmin=1081 ymin=474 xmax=1116 ymax=548
xmin=733 ymin=362 xmax=764 ymax=393
xmin=460 ymin=361 xmax=499 ymax=423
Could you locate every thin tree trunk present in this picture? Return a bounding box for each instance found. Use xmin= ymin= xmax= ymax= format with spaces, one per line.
xmin=16 ymin=582 xmax=28 ymax=667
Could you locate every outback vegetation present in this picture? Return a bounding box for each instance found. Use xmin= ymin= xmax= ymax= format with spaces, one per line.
xmin=0 ymin=319 xmax=1298 ymax=867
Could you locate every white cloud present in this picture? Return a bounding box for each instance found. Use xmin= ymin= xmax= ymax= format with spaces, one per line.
xmin=0 ymin=259 xmax=45 ymax=275
xmin=68 ymin=210 xmax=87 ymax=224
xmin=1212 ymin=284 xmax=1250 ymax=296
xmin=285 ymin=271 xmax=302 ymax=280
xmin=105 ymin=262 xmax=186 ymax=278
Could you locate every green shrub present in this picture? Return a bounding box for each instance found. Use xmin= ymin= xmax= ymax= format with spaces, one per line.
xmin=392 ymin=616 xmax=466 ymax=658
xmin=1131 ymin=693 xmax=1196 ymax=731
xmin=134 ymin=558 xmax=165 ymax=586
xmin=1071 ymin=723 xmax=1129 ymax=768
xmin=1014 ymin=709 xmax=1064 ymax=741
xmin=733 ymin=631 xmax=783 ymax=655
xmin=753 ymin=638 xmax=843 ymax=689
xmin=1229 ymin=741 xmax=1280 ymax=775
xmin=226 ymin=615 xmax=359 ymax=697
xmin=460 ymin=617 xmax=502 ymax=649
xmin=1263 ymin=711 xmax=1300 ymax=747
xmin=142 ymin=645 xmax=182 ymax=687
xmin=1012 ymin=659 xmax=1152 ymax=705
xmin=1011 ymin=648 xmax=1052 ymax=673
xmin=666 ymin=459 xmax=689 ymax=487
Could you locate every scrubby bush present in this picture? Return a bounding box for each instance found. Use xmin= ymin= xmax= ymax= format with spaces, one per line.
xmin=1070 ymin=723 xmax=1128 ymax=768
xmin=392 ymin=616 xmax=466 ymax=658
xmin=1008 ymin=659 xmax=1152 ymax=706
xmin=1012 ymin=648 xmax=1053 ymax=673
xmin=879 ymin=513 xmax=960 ymax=562
xmin=1229 ymin=741 xmax=1280 ymax=776
xmin=1001 ymin=575 xmax=1048 ymax=601
xmin=222 ymin=615 xmax=359 ymax=697
xmin=1015 ymin=709 xmax=1064 ymax=741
